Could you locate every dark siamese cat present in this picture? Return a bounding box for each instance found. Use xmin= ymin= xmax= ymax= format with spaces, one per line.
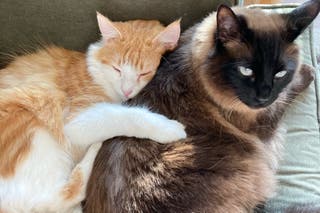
xmin=84 ymin=0 xmax=320 ymax=212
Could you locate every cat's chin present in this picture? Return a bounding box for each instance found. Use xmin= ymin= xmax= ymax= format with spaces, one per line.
xmin=238 ymin=98 xmax=275 ymax=109
xmin=247 ymin=104 xmax=269 ymax=109
xmin=244 ymin=101 xmax=273 ymax=109
xmin=121 ymin=95 xmax=135 ymax=102
xmin=236 ymin=94 xmax=280 ymax=109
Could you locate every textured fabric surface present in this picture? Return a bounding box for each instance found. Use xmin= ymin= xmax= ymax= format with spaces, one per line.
xmin=0 ymin=0 xmax=232 ymax=68
xmin=248 ymin=4 xmax=320 ymax=212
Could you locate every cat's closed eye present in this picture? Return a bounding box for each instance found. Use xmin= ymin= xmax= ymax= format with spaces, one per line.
xmin=238 ymin=66 xmax=253 ymax=77
xmin=274 ymin=70 xmax=287 ymax=79
xmin=112 ymin=66 xmax=121 ymax=74
xmin=139 ymin=71 xmax=152 ymax=77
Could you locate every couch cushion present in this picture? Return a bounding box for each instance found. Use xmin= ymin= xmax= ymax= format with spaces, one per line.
xmin=0 ymin=0 xmax=233 ymax=68
xmin=248 ymin=4 xmax=320 ymax=212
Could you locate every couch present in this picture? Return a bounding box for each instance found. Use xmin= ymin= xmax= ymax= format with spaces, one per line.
xmin=0 ymin=0 xmax=319 ymax=212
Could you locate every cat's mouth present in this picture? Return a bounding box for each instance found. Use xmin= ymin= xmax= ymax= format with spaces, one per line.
xmin=239 ymin=97 xmax=277 ymax=109
xmin=248 ymin=102 xmax=272 ymax=109
xmin=121 ymin=94 xmax=134 ymax=102
xmin=121 ymin=96 xmax=130 ymax=101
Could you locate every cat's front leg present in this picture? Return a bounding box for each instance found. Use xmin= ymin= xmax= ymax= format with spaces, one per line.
xmin=64 ymin=103 xmax=186 ymax=147
xmin=121 ymin=105 xmax=187 ymax=143
xmin=290 ymin=63 xmax=315 ymax=94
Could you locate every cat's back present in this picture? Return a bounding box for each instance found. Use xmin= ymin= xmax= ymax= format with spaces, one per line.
xmin=0 ymin=46 xmax=84 ymax=89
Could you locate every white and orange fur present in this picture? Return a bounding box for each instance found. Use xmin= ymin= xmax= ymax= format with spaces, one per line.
xmin=0 ymin=13 xmax=184 ymax=213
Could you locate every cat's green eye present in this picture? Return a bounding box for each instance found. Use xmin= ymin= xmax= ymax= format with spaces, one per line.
xmin=274 ymin=70 xmax=287 ymax=78
xmin=238 ymin=66 xmax=253 ymax=77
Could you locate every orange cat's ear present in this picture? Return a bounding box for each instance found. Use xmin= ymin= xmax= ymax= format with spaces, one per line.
xmin=96 ymin=12 xmax=122 ymax=41
xmin=153 ymin=19 xmax=181 ymax=51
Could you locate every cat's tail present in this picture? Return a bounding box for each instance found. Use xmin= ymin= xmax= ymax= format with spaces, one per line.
xmin=52 ymin=143 xmax=102 ymax=212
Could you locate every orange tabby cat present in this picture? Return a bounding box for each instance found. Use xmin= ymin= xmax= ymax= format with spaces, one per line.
xmin=0 ymin=13 xmax=185 ymax=213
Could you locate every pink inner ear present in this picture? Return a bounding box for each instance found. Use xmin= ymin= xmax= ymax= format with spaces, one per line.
xmin=96 ymin=12 xmax=121 ymax=41
xmin=154 ymin=20 xmax=181 ymax=50
xmin=216 ymin=6 xmax=240 ymax=42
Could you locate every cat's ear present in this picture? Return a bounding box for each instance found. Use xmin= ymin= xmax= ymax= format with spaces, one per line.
xmin=283 ymin=0 xmax=320 ymax=42
xmin=96 ymin=12 xmax=122 ymax=41
xmin=153 ymin=19 xmax=181 ymax=51
xmin=216 ymin=5 xmax=241 ymax=44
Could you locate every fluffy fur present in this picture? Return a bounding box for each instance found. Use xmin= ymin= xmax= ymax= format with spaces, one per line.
xmin=84 ymin=1 xmax=320 ymax=212
xmin=0 ymin=14 xmax=185 ymax=213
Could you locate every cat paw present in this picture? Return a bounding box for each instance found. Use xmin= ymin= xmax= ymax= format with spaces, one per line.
xmin=299 ymin=64 xmax=315 ymax=85
xmin=88 ymin=142 xmax=103 ymax=153
xmin=80 ymin=142 xmax=103 ymax=169
xmin=292 ymin=64 xmax=315 ymax=92
xmin=147 ymin=115 xmax=187 ymax=143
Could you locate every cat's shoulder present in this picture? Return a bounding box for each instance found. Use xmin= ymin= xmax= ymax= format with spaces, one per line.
xmin=42 ymin=46 xmax=84 ymax=60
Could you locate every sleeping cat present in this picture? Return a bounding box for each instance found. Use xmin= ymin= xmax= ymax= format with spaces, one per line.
xmin=0 ymin=13 xmax=186 ymax=213
xmin=85 ymin=1 xmax=320 ymax=212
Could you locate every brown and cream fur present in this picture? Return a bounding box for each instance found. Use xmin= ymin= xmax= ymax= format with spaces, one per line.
xmin=85 ymin=2 xmax=320 ymax=212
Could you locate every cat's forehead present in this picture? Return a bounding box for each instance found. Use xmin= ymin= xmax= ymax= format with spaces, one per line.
xmin=234 ymin=8 xmax=285 ymax=32
xmin=191 ymin=7 xmax=288 ymax=63
xmin=230 ymin=8 xmax=294 ymax=60
xmin=113 ymin=20 xmax=165 ymax=42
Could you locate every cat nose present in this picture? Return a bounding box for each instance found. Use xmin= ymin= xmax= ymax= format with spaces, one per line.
xmin=122 ymin=89 xmax=133 ymax=98
xmin=257 ymin=97 xmax=269 ymax=102
xmin=257 ymin=85 xmax=271 ymax=102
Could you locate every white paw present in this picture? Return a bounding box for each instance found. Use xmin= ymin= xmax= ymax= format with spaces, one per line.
xmin=78 ymin=142 xmax=102 ymax=172
xmin=148 ymin=115 xmax=187 ymax=144
xmin=88 ymin=142 xmax=103 ymax=153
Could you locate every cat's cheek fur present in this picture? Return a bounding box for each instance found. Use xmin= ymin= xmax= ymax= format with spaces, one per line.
xmin=87 ymin=41 xmax=123 ymax=102
xmin=128 ymin=80 xmax=149 ymax=99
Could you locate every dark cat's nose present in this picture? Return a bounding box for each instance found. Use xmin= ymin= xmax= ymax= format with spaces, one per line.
xmin=257 ymin=97 xmax=269 ymax=102
xmin=257 ymin=85 xmax=271 ymax=102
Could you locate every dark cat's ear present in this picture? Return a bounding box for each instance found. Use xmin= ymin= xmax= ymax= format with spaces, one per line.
xmin=283 ymin=0 xmax=320 ymax=42
xmin=216 ymin=5 xmax=241 ymax=44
